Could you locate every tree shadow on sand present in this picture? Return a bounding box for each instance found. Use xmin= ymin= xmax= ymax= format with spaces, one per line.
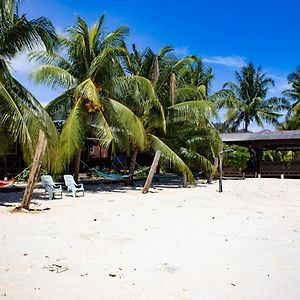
xmin=86 ymin=175 xmax=207 ymax=194
xmin=0 ymin=176 xmax=208 ymax=207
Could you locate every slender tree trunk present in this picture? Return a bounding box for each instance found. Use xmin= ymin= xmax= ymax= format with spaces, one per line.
xmin=170 ymin=72 xmax=176 ymax=106
xmin=152 ymin=56 xmax=159 ymax=86
xmin=21 ymin=130 xmax=47 ymax=210
xmin=142 ymin=150 xmax=161 ymax=193
xmin=244 ymin=116 xmax=249 ymax=132
xmin=126 ymin=146 xmax=138 ymax=186
xmin=74 ymin=150 xmax=81 ymax=182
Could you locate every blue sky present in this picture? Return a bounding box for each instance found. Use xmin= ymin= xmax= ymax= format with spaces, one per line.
xmin=11 ymin=0 xmax=300 ymax=129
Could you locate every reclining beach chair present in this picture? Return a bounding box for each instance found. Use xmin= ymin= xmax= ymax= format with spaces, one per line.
xmin=41 ymin=175 xmax=63 ymax=200
xmin=63 ymin=175 xmax=84 ymax=198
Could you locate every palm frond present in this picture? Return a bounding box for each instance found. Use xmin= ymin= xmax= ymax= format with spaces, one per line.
xmin=31 ymin=65 xmax=77 ymax=89
xmin=55 ymin=100 xmax=86 ymax=172
xmin=149 ymin=134 xmax=195 ymax=184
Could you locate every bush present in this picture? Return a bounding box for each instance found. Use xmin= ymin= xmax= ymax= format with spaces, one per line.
xmin=16 ymin=167 xmax=48 ymax=182
xmin=223 ymin=145 xmax=250 ymax=171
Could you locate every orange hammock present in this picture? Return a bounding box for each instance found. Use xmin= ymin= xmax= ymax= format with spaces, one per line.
xmin=0 ymin=164 xmax=32 ymax=188
xmin=0 ymin=178 xmax=15 ymax=188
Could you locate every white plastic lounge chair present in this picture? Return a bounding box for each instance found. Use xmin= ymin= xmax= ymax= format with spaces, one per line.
xmin=41 ymin=175 xmax=63 ymax=200
xmin=63 ymin=175 xmax=84 ymax=198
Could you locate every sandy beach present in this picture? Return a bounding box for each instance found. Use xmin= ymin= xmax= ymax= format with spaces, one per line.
xmin=0 ymin=178 xmax=300 ymax=299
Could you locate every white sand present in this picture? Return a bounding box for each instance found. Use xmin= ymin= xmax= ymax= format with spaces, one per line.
xmin=0 ymin=178 xmax=300 ymax=300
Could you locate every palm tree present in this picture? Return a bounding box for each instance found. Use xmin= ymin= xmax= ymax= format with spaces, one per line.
xmin=278 ymin=114 xmax=300 ymax=130
xmin=283 ymin=66 xmax=300 ymax=115
xmin=110 ymin=75 xmax=196 ymax=184
xmin=0 ymin=0 xmax=58 ymax=168
xmin=118 ymin=47 xmax=221 ymax=183
xmin=30 ymin=15 xmax=145 ymax=180
xmin=217 ymin=63 xmax=289 ymax=132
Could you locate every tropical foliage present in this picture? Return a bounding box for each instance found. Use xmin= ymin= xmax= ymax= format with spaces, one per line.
xmin=280 ymin=67 xmax=300 ymax=130
xmin=216 ymin=63 xmax=290 ymax=132
xmin=2 ymin=2 xmax=299 ymax=184
xmin=30 ymin=15 xmax=145 ymax=179
xmin=283 ymin=66 xmax=300 ymax=114
xmin=223 ymin=145 xmax=250 ymax=171
xmin=0 ymin=0 xmax=58 ymax=168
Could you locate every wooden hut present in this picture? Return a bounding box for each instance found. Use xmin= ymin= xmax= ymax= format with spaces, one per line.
xmin=220 ymin=130 xmax=300 ymax=178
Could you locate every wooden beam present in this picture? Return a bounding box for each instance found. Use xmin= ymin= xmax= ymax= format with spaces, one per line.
xmin=142 ymin=150 xmax=161 ymax=194
xmin=21 ymin=130 xmax=47 ymax=210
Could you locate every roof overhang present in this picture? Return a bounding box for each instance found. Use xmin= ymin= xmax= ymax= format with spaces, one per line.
xmin=220 ymin=130 xmax=300 ymax=148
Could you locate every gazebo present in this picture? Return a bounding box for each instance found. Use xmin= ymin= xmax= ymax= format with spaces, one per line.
xmin=220 ymin=130 xmax=300 ymax=177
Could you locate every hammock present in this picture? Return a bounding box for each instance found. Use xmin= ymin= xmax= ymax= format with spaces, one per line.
xmin=0 ymin=164 xmax=32 ymax=189
xmin=95 ymin=168 xmax=170 ymax=181
xmin=0 ymin=178 xmax=15 ymax=188
xmin=95 ymin=170 xmax=130 ymax=181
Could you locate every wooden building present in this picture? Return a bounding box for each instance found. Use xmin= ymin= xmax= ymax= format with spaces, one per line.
xmin=220 ymin=130 xmax=300 ymax=177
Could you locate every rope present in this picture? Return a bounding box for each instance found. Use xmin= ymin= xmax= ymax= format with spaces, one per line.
xmin=80 ymin=160 xmax=94 ymax=171
xmin=14 ymin=164 xmax=33 ymax=180
xmin=111 ymin=154 xmax=127 ymax=170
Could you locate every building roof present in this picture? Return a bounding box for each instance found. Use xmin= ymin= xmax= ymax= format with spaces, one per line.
xmin=220 ymin=130 xmax=300 ymax=143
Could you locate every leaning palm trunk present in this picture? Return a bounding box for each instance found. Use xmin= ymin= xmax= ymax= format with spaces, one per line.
xmin=73 ymin=150 xmax=81 ymax=182
xmin=126 ymin=146 xmax=138 ymax=185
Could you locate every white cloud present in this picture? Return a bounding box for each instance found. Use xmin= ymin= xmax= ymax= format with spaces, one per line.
xmin=173 ymin=46 xmax=189 ymax=57
xmin=268 ymin=73 xmax=291 ymax=96
xmin=9 ymin=52 xmax=38 ymax=74
xmin=203 ymin=55 xmax=247 ymax=68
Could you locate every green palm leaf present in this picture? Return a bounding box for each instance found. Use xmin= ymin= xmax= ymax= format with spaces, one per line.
xmin=149 ymin=134 xmax=195 ymax=184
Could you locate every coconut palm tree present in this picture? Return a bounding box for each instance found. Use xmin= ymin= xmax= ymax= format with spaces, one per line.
xmin=278 ymin=114 xmax=300 ymax=130
xmin=115 ymin=48 xmax=221 ymax=184
xmin=30 ymin=15 xmax=145 ymax=180
xmin=217 ymin=63 xmax=289 ymax=132
xmin=0 ymin=0 xmax=58 ymax=167
xmin=110 ymin=75 xmax=196 ymax=184
xmin=283 ymin=66 xmax=300 ymax=115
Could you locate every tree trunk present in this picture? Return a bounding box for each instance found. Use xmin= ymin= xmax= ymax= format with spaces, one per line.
xmin=126 ymin=146 xmax=138 ymax=186
xmin=152 ymin=56 xmax=159 ymax=86
xmin=142 ymin=150 xmax=161 ymax=193
xmin=21 ymin=130 xmax=47 ymax=210
xmin=74 ymin=150 xmax=81 ymax=182
xmin=207 ymin=157 xmax=218 ymax=184
xmin=170 ymin=72 xmax=176 ymax=106
xmin=245 ymin=117 xmax=249 ymax=132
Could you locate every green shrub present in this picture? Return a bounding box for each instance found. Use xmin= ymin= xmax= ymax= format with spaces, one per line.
xmin=16 ymin=167 xmax=48 ymax=182
xmin=223 ymin=145 xmax=250 ymax=171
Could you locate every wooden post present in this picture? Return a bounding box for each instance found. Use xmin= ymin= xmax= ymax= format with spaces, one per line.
xmin=21 ymin=130 xmax=47 ymax=210
xmin=183 ymin=172 xmax=187 ymax=187
xmin=218 ymin=146 xmax=224 ymax=193
xmin=142 ymin=150 xmax=161 ymax=194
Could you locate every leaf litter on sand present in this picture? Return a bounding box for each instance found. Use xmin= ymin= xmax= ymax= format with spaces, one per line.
xmin=43 ymin=264 xmax=69 ymax=273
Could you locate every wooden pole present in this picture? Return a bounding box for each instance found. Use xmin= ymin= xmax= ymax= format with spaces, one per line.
xmin=142 ymin=150 xmax=161 ymax=194
xmin=21 ymin=130 xmax=47 ymax=210
xmin=218 ymin=149 xmax=223 ymax=193
xmin=182 ymin=172 xmax=187 ymax=187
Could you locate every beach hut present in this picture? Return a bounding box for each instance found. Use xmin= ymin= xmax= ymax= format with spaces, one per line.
xmin=220 ymin=130 xmax=300 ymax=178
